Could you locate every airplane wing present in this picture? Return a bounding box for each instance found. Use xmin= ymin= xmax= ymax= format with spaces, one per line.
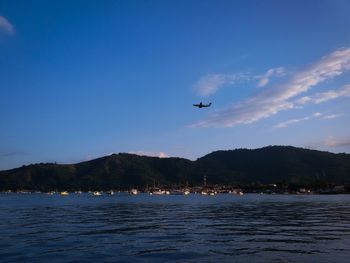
xmin=193 ymin=102 xmax=211 ymax=108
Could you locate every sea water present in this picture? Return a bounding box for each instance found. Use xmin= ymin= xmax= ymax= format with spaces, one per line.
xmin=0 ymin=193 xmax=350 ymax=262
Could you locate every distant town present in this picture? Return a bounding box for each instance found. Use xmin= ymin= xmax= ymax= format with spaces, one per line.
xmin=2 ymin=177 xmax=350 ymax=196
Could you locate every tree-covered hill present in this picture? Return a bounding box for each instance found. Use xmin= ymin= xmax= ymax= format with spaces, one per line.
xmin=1 ymin=146 xmax=350 ymax=191
xmin=193 ymin=146 xmax=350 ymax=186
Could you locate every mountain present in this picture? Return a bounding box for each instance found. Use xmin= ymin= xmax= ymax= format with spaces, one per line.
xmin=1 ymin=146 xmax=350 ymax=191
xmin=193 ymin=146 xmax=350 ymax=186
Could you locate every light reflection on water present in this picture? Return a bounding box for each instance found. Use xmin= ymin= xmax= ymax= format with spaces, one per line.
xmin=0 ymin=193 xmax=350 ymax=262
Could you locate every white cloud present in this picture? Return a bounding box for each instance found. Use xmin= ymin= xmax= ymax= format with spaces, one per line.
xmin=194 ymin=73 xmax=248 ymax=97
xmin=191 ymin=48 xmax=350 ymax=128
xmin=257 ymin=67 xmax=286 ymax=87
xmin=274 ymin=118 xmax=307 ymax=129
xmin=296 ymin=84 xmax=350 ymax=105
xmin=323 ymin=113 xmax=343 ymax=119
xmin=273 ymin=111 xmax=343 ymax=129
xmin=128 ymin=151 xmax=169 ymax=158
xmin=273 ymin=112 xmax=322 ymax=129
xmin=190 ymin=99 xmax=295 ymax=128
xmin=0 ymin=16 xmax=14 ymax=35
xmin=295 ymin=96 xmax=312 ymax=105
xmin=273 ymin=112 xmax=342 ymax=129
xmin=84 ymin=154 xmax=95 ymax=161
xmin=325 ymin=136 xmax=350 ymax=148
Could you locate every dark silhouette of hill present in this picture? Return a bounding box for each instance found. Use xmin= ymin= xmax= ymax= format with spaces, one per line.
xmin=1 ymin=146 xmax=350 ymax=191
xmin=193 ymin=146 xmax=350 ymax=187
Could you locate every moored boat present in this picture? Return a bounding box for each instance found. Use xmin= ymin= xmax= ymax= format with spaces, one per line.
xmin=150 ymin=188 xmax=166 ymax=195
xmin=229 ymin=189 xmax=244 ymax=195
xmin=183 ymin=189 xmax=190 ymax=195
xmin=130 ymin=189 xmax=139 ymax=195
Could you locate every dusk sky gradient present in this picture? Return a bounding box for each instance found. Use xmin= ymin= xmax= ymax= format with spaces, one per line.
xmin=1 ymin=0 xmax=350 ymax=170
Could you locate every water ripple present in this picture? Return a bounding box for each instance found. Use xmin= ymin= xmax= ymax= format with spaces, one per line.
xmin=0 ymin=193 xmax=350 ymax=262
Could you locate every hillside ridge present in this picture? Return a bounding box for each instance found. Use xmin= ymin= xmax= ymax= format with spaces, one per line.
xmin=1 ymin=146 xmax=349 ymax=190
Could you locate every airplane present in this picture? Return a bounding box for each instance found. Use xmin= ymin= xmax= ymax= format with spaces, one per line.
xmin=193 ymin=102 xmax=212 ymax=108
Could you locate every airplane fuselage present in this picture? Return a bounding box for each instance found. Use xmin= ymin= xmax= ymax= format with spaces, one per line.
xmin=193 ymin=102 xmax=211 ymax=108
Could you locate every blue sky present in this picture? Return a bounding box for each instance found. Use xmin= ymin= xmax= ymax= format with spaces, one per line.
xmin=1 ymin=0 xmax=350 ymax=170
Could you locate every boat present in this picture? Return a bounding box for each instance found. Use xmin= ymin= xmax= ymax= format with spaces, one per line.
xmin=201 ymin=189 xmax=217 ymax=196
xmin=183 ymin=190 xmax=190 ymax=195
xmin=130 ymin=189 xmax=139 ymax=195
xmin=60 ymin=191 xmax=69 ymax=196
xmin=150 ymin=188 xmax=166 ymax=195
xmin=229 ymin=189 xmax=244 ymax=195
xmin=92 ymin=191 xmax=102 ymax=196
